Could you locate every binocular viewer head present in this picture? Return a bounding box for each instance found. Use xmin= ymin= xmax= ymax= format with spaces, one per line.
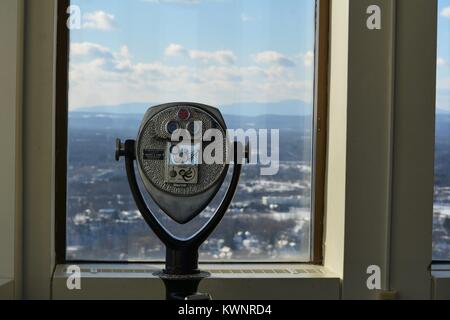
xmin=135 ymin=103 xmax=229 ymax=224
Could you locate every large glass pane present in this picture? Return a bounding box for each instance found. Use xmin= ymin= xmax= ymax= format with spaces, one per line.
xmin=434 ymin=0 xmax=450 ymax=260
xmin=67 ymin=0 xmax=316 ymax=261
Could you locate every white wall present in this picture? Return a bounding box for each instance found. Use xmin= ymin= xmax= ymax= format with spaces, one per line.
xmin=325 ymin=0 xmax=437 ymax=300
xmin=343 ymin=0 xmax=396 ymax=299
xmin=0 ymin=0 xmax=24 ymax=299
xmin=389 ymin=0 xmax=437 ymax=299
xmin=325 ymin=0 xmax=396 ymax=299
xmin=22 ymin=0 xmax=57 ymax=300
xmin=324 ymin=0 xmax=349 ymax=281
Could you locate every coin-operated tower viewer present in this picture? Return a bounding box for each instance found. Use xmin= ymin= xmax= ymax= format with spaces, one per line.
xmin=116 ymin=102 xmax=249 ymax=300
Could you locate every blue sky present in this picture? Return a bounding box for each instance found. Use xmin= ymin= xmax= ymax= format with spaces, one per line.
xmin=438 ymin=0 xmax=450 ymax=112
xmin=69 ymin=0 xmax=450 ymax=112
xmin=69 ymin=0 xmax=316 ymax=110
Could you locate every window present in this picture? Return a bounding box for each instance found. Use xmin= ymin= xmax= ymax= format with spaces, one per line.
xmin=434 ymin=0 xmax=450 ymax=261
xmin=57 ymin=0 xmax=328 ymax=263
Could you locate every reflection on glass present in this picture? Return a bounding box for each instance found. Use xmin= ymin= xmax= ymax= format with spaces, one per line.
xmin=67 ymin=0 xmax=316 ymax=262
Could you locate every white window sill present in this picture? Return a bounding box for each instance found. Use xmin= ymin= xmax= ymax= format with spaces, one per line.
xmin=0 ymin=279 xmax=14 ymax=300
xmin=53 ymin=264 xmax=340 ymax=300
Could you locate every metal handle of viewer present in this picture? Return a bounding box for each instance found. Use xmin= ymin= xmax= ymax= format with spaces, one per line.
xmin=115 ymin=138 xmax=126 ymax=161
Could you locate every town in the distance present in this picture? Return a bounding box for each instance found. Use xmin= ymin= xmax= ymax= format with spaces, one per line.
xmin=67 ymin=102 xmax=313 ymax=262
xmin=66 ymin=103 xmax=450 ymax=261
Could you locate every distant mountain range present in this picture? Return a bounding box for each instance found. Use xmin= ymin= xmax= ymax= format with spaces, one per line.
xmin=72 ymin=100 xmax=313 ymax=117
xmin=69 ymin=112 xmax=313 ymax=133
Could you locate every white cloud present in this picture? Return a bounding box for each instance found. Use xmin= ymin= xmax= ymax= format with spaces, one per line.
xmin=82 ymin=11 xmax=115 ymax=30
xmin=241 ymin=13 xmax=255 ymax=22
xmin=142 ymin=0 xmax=201 ymax=4
xmin=253 ymin=51 xmax=296 ymax=68
xmin=69 ymin=43 xmax=313 ymax=110
xmin=441 ymin=6 xmax=450 ymax=18
xmin=302 ymin=51 xmax=314 ymax=67
xmin=438 ymin=57 xmax=447 ymax=66
xmin=165 ymin=44 xmax=237 ymax=65
xmin=70 ymin=43 xmax=132 ymax=73
xmin=437 ymin=77 xmax=450 ymax=111
xmin=189 ymin=50 xmax=237 ymax=65
xmin=118 ymin=46 xmax=131 ymax=59
xmin=165 ymin=43 xmax=188 ymax=56
xmin=438 ymin=77 xmax=450 ymax=90
xmin=143 ymin=0 xmax=226 ymax=4
xmin=71 ymin=42 xmax=113 ymax=58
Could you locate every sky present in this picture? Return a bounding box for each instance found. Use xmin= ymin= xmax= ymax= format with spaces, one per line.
xmin=68 ymin=0 xmax=450 ymax=113
xmin=69 ymin=0 xmax=316 ymax=111
xmin=438 ymin=0 xmax=450 ymax=112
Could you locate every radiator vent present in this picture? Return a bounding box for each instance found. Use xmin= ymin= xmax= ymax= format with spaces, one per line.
xmin=71 ymin=267 xmax=324 ymax=275
xmin=207 ymin=269 xmax=324 ymax=275
xmin=78 ymin=268 xmax=156 ymax=274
